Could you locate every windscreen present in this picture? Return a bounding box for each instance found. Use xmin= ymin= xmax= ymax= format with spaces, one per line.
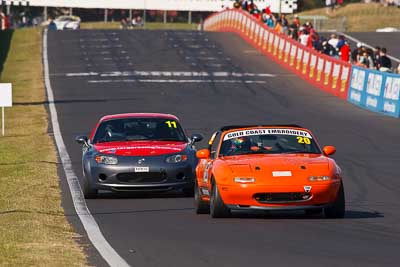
xmin=93 ymin=118 xmax=187 ymax=143
xmin=219 ymin=128 xmax=321 ymax=156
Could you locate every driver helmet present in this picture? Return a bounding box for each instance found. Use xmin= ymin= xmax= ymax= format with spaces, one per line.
xmin=232 ymin=137 xmax=251 ymax=151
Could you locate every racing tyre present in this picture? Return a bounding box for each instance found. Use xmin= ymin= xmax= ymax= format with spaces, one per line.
xmin=324 ymin=182 xmax=345 ymax=219
xmin=210 ymin=180 xmax=230 ymax=218
xmin=194 ymin=180 xmax=210 ymax=214
xmin=82 ymin=174 xmax=98 ymax=199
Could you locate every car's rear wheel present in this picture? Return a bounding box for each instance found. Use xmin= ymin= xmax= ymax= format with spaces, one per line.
xmin=82 ymin=173 xmax=98 ymax=199
xmin=210 ymin=180 xmax=230 ymax=218
xmin=194 ymin=180 xmax=210 ymax=214
xmin=324 ymin=181 xmax=345 ymax=218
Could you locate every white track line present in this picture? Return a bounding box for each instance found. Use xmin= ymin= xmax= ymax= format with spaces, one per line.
xmin=87 ymin=79 xmax=267 ymax=84
xmin=64 ymin=71 xmax=277 ymax=78
xmin=43 ymin=29 xmax=130 ymax=267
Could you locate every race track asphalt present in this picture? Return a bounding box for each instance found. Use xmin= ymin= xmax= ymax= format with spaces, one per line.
xmin=47 ymin=29 xmax=400 ymax=267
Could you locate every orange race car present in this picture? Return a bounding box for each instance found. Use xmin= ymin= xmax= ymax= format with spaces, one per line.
xmin=194 ymin=125 xmax=345 ymax=218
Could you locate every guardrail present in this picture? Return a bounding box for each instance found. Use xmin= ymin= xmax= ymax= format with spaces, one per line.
xmin=203 ymin=9 xmax=400 ymax=118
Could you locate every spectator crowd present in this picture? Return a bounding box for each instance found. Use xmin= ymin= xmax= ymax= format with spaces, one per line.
xmin=233 ymin=0 xmax=399 ymax=74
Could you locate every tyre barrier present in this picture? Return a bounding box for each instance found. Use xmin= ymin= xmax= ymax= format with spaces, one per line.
xmin=203 ymin=9 xmax=400 ymax=118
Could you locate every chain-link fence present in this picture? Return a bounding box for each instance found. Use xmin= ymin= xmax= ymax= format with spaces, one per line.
xmin=299 ymin=15 xmax=347 ymax=32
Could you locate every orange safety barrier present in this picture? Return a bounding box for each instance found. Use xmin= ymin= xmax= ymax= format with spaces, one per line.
xmin=203 ymin=9 xmax=351 ymax=100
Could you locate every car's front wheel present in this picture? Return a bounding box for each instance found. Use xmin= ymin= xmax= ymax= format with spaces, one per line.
xmin=82 ymin=172 xmax=98 ymax=199
xmin=324 ymin=181 xmax=345 ymax=218
xmin=210 ymin=180 xmax=230 ymax=218
xmin=194 ymin=180 xmax=210 ymax=214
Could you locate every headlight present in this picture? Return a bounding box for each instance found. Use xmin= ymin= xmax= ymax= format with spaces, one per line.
xmin=234 ymin=177 xmax=256 ymax=183
xmin=95 ymin=155 xmax=118 ymax=165
xmin=166 ymin=154 xmax=188 ymax=163
xmin=309 ymin=176 xmax=330 ymax=181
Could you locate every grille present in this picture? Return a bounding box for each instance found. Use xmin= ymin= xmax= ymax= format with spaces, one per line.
xmin=116 ymin=171 xmax=167 ymax=184
xmin=254 ymin=192 xmax=311 ymax=203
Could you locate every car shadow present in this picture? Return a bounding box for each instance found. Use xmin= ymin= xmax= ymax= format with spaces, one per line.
xmin=228 ymin=209 xmax=383 ymax=220
xmin=96 ymin=190 xmax=191 ymax=199
xmin=83 ymin=190 xmax=384 ymax=220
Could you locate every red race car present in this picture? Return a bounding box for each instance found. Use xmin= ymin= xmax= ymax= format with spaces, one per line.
xmin=194 ymin=125 xmax=345 ymax=218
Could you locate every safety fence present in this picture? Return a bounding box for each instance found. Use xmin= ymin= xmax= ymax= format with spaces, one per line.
xmin=348 ymin=66 xmax=400 ymax=117
xmin=203 ymin=9 xmax=400 ymax=118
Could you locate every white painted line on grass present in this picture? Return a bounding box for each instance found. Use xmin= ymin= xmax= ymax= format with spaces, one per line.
xmin=43 ymin=29 xmax=130 ymax=267
xmin=87 ymin=79 xmax=267 ymax=84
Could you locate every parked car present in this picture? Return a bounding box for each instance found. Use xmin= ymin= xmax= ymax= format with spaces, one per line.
xmin=54 ymin=15 xmax=80 ymax=30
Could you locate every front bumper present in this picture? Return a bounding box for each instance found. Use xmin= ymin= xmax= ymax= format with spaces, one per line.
xmin=227 ymin=204 xmax=330 ymax=211
xmin=87 ymin=155 xmax=195 ymax=192
xmin=216 ymin=182 xmax=341 ymax=209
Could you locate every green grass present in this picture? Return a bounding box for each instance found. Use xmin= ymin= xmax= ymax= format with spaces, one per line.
xmin=298 ymin=3 xmax=400 ymax=32
xmin=81 ymin=21 xmax=198 ymax=30
xmin=0 ymin=28 xmax=88 ymax=266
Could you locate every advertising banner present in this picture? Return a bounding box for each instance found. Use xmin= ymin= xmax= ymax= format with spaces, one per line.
xmin=347 ymin=66 xmax=400 ymax=117
xmin=365 ymin=72 xmax=383 ymax=111
xmin=316 ymin=57 xmax=324 ymax=83
xmin=278 ymin=38 xmax=285 ymax=60
xmin=381 ymin=74 xmax=400 ymax=117
xmin=340 ymin=66 xmax=350 ymax=94
xmin=263 ymin=29 xmax=269 ymax=50
xmin=332 ymin=63 xmax=341 ymax=90
xmin=289 ymin=43 xmax=297 ymax=67
xmin=295 ymin=48 xmax=303 ymax=72
xmin=268 ymin=32 xmax=275 ymax=53
xmin=323 ymin=60 xmax=332 ymax=87
xmin=302 ymin=51 xmax=310 ymax=76
xmin=258 ymin=26 xmax=264 ymax=46
xmin=283 ymin=41 xmax=291 ymax=64
xmin=273 ymin=36 xmax=280 ymax=57
xmin=309 ymin=54 xmax=317 ymax=80
xmin=348 ymin=67 xmax=366 ymax=105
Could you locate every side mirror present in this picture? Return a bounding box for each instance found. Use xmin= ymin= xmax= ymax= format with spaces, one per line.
xmin=323 ymin=146 xmax=336 ymax=156
xmin=191 ymin=133 xmax=204 ymax=143
xmin=196 ymin=149 xmax=210 ymax=159
xmin=75 ymin=135 xmax=89 ymax=146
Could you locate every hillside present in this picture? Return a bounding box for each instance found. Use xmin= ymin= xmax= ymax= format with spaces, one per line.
xmin=298 ymin=3 xmax=400 ymax=32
